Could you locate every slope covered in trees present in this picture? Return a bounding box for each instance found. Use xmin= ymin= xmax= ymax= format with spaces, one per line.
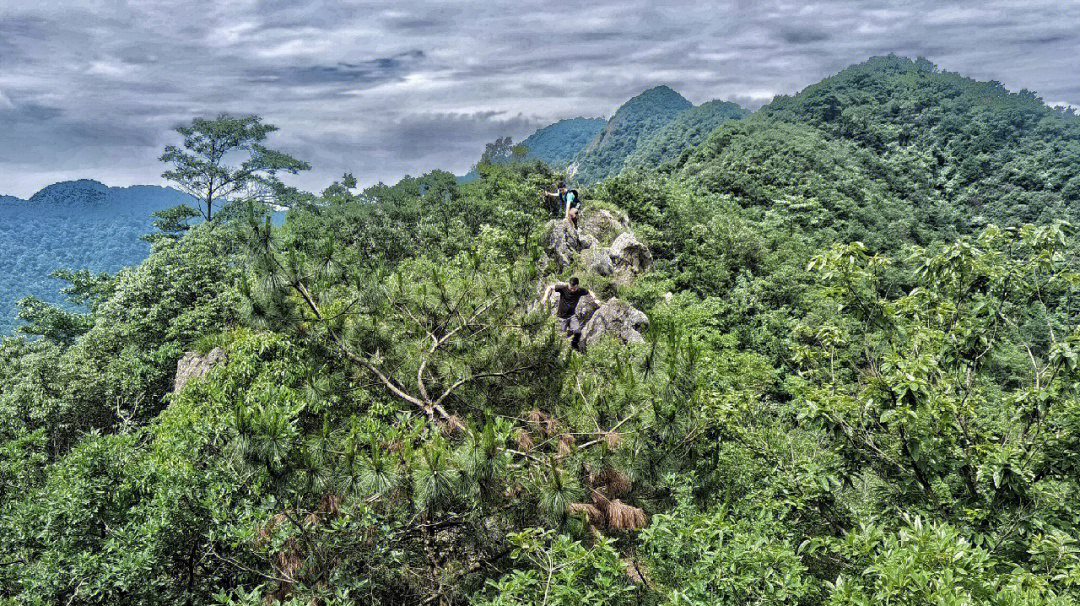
xmin=519 ymin=116 xmax=607 ymax=168
xmin=573 ymin=85 xmax=693 ymax=182
xmin=668 ymin=56 xmax=1080 ymax=252
xmin=625 ymin=99 xmax=749 ymax=169
xmin=758 ymin=55 xmax=1080 ymax=226
xmin=1 ymin=58 xmax=1080 ymax=606
xmin=457 ymin=118 xmax=605 ymax=182
xmin=0 ymin=180 xmax=197 ymax=333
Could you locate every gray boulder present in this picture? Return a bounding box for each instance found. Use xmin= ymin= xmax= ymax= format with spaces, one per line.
xmin=574 ymin=293 xmax=602 ymax=325
xmin=544 ymin=219 xmax=583 ymax=269
xmin=608 ymin=232 xmax=652 ymax=275
xmin=580 ymin=298 xmax=649 ymax=348
xmin=579 ymin=246 xmax=614 ymax=277
xmin=579 ymin=208 xmax=629 ymax=244
xmin=174 ymin=348 xmax=225 ymax=393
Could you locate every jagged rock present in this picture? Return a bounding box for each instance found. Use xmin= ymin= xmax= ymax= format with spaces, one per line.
xmin=581 ymin=298 xmax=649 ymax=348
xmin=579 ymin=208 xmax=629 ymax=244
xmin=544 ymin=219 xmax=584 ymax=269
xmin=574 ymin=293 xmax=601 ymax=325
xmin=608 ymin=232 xmax=652 ymax=275
xmin=580 ymin=246 xmax=614 ymax=277
xmin=174 ymin=347 xmax=224 ymax=393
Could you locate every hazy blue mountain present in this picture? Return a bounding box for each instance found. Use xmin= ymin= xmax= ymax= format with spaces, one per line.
xmin=573 ymin=85 xmax=693 ymax=182
xmin=519 ymin=117 xmax=607 ymax=169
xmin=456 ymin=117 xmax=606 ymax=183
xmin=0 ymin=180 xmax=196 ymax=334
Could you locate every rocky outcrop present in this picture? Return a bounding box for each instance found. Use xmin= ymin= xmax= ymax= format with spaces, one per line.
xmin=174 ymin=347 xmax=225 ymax=393
xmin=576 ymin=231 xmax=653 ymax=285
xmin=607 ymin=232 xmax=652 ymax=275
xmin=544 ymin=219 xmax=586 ymax=269
xmin=574 ymin=293 xmax=602 ymax=325
xmin=579 ymin=245 xmax=614 ymax=277
xmin=543 ymin=208 xmax=650 ymax=279
xmin=578 ymin=208 xmax=629 ymax=244
xmin=540 ymin=205 xmax=651 ymax=349
xmin=580 ymin=298 xmax=649 ymax=348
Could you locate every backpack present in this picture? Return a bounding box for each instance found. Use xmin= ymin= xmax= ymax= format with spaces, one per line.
xmin=565 ymin=189 xmax=581 ymax=209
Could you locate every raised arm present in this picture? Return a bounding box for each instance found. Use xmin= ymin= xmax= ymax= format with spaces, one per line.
xmin=543 ymin=282 xmax=567 ymax=305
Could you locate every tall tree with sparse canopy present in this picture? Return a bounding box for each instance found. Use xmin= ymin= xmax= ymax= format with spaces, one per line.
xmin=160 ymin=114 xmax=310 ymax=220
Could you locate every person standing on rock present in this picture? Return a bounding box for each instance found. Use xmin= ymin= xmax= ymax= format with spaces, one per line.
xmin=543 ymin=277 xmax=598 ymax=349
xmin=542 ymin=182 xmax=581 ymax=228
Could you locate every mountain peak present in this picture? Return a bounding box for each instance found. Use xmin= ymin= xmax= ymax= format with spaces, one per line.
xmin=623 ymin=85 xmax=692 ymax=110
xmin=606 ymin=86 xmax=694 ymax=126
xmin=572 ymin=85 xmax=694 ymax=182
xmin=44 ymin=178 xmax=108 ymax=191
xmin=28 ymin=179 xmax=110 ymax=203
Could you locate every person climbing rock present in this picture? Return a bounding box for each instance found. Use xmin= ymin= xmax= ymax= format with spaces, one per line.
xmin=543 ymin=277 xmax=598 ymax=349
xmin=542 ymin=182 xmax=581 ymax=228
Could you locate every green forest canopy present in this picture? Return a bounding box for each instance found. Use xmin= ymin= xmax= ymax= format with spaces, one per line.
xmin=572 ymin=85 xmax=694 ymax=183
xmin=1 ymin=56 xmax=1080 ymax=606
xmin=0 ymin=180 xmax=197 ymax=334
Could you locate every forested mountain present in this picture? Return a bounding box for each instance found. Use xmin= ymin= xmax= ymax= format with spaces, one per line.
xmin=0 ymin=180 xmax=196 ymax=333
xmin=519 ymin=116 xmax=607 ymax=168
xmin=2 ymin=57 xmax=1080 ymax=606
xmin=670 ymin=55 xmax=1080 ymax=251
xmin=457 ymin=117 xmax=605 ymax=182
xmin=465 ymin=89 xmax=744 ymax=184
xmin=625 ymin=99 xmax=749 ymax=169
xmin=757 ymin=55 xmax=1080 ymax=226
xmin=572 ymin=85 xmax=693 ymax=182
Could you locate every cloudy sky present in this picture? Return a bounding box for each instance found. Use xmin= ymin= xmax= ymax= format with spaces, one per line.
xmin=1 ymin=0 xmax=1079 ymax=198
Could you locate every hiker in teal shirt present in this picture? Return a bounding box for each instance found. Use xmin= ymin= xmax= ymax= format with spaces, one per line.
xmin=542 ymin=182 xmax=581 ymax=228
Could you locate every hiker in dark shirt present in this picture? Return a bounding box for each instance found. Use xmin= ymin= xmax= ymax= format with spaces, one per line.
xmin=543 ymin=277 xmax=598 ymax=348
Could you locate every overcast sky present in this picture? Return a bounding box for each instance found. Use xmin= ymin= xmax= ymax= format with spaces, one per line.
xmin=1 ymin=0 xmax=1079 ymax=198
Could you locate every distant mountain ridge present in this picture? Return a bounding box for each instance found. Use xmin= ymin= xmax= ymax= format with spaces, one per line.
xmin=572 ymin=85 xmax=694 ymax=182
xmin=476 ymin=86 xmax=748 ymax=183
xmin=1 ymin=179 xmax=186 ymax=206
xmin=625 ymin=99 xmax=750 ymax=169
xmin=519 ymin=117 xmax=607 ymax=168
xmin=0 ymin=179 xmax=197 ymax=334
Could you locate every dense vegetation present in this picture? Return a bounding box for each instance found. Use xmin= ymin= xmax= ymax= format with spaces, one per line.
xmin=625 ymin=99 xmax=748 ymax=169
xmin=2 ymin=56 xmax=1080 ymax=606
xmin=520 ymin=117 xmax=607 ymax=169
xmin=757 ymin=55 xmax=1080 ymax=227
xmin=573 ymin=85 xmax=693 ymax=182
xmin=0 ymin=180 xmax=196 ymax=333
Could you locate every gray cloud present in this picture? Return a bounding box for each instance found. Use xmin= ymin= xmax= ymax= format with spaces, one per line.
xmin=0 ymin=0 xmax=1079 ymax=197
xmin=250 ymin=50 xmax=426 ymax=88
xmin=781 ymin=28 xmax=833 ymax=45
